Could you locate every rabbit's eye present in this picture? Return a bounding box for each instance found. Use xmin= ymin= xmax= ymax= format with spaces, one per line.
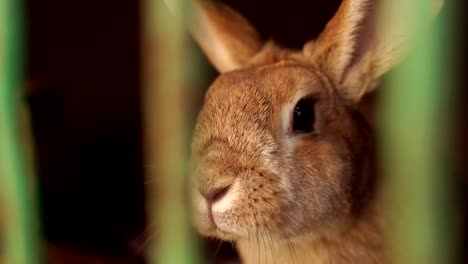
xmin=292 ymin=97 xmax=316 ymax=133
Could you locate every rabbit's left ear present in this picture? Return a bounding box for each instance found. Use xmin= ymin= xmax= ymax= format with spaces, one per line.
xmin=188 ymin=0 xmax=264 ymax=73
xmin=305 ymin=0 xmax=444 ymax=103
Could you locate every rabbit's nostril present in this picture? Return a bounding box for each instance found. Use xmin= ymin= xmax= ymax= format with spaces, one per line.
xmin=203 ymin=185 xmax=231 ymax=204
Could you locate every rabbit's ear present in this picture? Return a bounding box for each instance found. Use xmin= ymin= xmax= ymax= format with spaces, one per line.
xmin=187 ymin=0 xmax=263 ymax=72
xmin=305 ymin=0 xmax=443 ymax=102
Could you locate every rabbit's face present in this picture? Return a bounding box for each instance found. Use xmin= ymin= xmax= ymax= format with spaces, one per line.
xmin=190 ymin=58 xmax=373 ymax=241
xmin=185 ymin=0 xmax=439 ymax=244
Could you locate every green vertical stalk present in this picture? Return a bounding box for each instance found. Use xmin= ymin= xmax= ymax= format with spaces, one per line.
xmin=142 ymin=0 xmax=200 ymax=263
xmin=0 ymin=0 xmax=41 ymax=263
xmin=381 ymin=0 xmax=457 ymax=263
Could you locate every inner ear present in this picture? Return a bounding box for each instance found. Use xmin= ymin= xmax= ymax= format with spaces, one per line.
xmin=188 ymin=0 xmax=264 ymax=72
xmin=305 ymin=0 xmax=444 ymax=103
xmin=302 ymin=0 xmax=380 ymax=103
xmin=341 ymin=3 xmax=376 ymax=83
xmin=305 ymin=1 xmax=375 ymax=80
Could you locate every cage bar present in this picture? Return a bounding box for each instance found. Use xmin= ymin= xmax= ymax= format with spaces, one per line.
xmin=380 ymin=0 xmax=457 ymax=263
xmin=0 ymin=0 xmax=42 ymax=263
xmin=142 ymin=0 xmax=200 ymax=263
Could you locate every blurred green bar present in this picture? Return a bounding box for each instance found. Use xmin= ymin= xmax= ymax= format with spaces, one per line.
xmin=142 ymin=0 xmax=200 ymax=263
xmin=0 ymin=0 xmax=42 ymax=263
xmin=381 ymin=0 xmax=457 ymax=263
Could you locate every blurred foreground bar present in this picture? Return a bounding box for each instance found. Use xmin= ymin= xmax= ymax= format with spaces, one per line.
xmin=0 ymin=0 xmax=41 ymax=263
xmin=142 ymin=0 xmax=200 ymax=263
xmin=381 ymin=0 xmax=457 ymax=263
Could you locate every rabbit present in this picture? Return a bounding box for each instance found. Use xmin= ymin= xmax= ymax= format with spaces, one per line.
xmin=185 ymin=0 xmax=444 ymax=263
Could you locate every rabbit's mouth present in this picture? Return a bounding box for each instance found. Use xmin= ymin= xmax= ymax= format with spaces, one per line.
xmin=192 ymin=180 xmax=248 ymax=240
xmin=191 ymin=173 xmax=291 ymax=242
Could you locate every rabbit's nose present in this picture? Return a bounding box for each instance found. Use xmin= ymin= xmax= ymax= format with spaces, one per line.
xmin=201 ymin=185 xmax=231 ymax=204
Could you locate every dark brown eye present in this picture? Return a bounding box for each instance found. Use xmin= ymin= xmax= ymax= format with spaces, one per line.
xmin=292 ymin=97 xmax=316 ymax=133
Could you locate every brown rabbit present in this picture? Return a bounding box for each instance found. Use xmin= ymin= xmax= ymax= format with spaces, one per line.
xmin=184 ymin=0 xmax=443 ymax=263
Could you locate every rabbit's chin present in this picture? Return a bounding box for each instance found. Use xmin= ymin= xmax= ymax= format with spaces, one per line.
xmin=201 ymin=229 xmax=243 ymax=242
xmin=197 ymin=222 xmax=325 ymax=245
xmin=194 ymin=214 xmax=247 ymax=242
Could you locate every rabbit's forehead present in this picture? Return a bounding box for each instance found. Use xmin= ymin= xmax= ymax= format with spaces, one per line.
xmin=208 ymin=63 xmax=324 ymax=104
xmin=201 ymin=64 xmax=326 ymax=133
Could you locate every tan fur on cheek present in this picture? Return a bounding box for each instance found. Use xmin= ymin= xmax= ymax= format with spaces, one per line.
xmin=275 ymin=138 xmax=350 ymax=238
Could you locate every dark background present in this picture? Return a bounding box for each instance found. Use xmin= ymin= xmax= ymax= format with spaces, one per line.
xmin=24 ymin=0 xmax=466 ymax=263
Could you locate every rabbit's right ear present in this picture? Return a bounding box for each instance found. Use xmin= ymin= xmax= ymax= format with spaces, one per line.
xmin=305 ymin=0 xmax=443 ymax=103
xmin=186 ymin=0 xmax=263 ymax=73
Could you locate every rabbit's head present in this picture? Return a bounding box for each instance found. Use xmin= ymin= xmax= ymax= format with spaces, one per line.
xmin=188 ymin=0 xmax=441 ymax=242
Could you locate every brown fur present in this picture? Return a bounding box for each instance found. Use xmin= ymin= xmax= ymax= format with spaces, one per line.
xmin=184 ymin=0 xmax=442 ymax=263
